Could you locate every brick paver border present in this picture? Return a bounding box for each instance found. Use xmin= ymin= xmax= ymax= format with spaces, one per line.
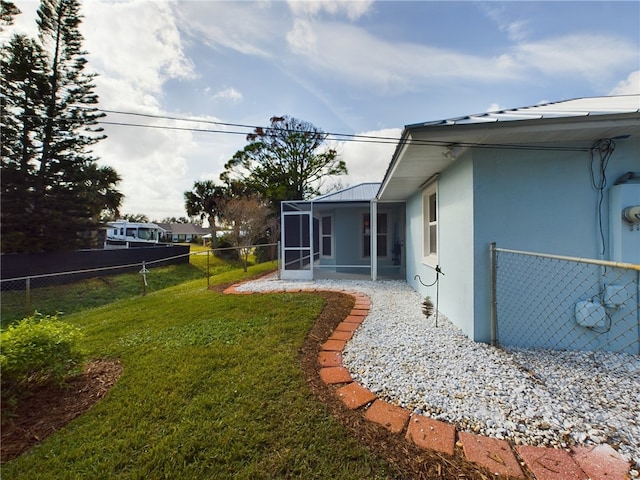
xmin=224 ymin=282 xmax=633 ymax=480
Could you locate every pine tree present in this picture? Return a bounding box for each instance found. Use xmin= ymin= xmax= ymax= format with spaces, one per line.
xmin=220 ymin=115 xmax=347 ymax=210
xmin=1 ymin=0 xmax=121 ymax=252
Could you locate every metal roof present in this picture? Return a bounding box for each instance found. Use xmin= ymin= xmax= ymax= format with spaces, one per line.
xmin=407 ymin=94 xmax=640 ymax=128
xmin=312 ymin=182 xmax=381 ymax=202
xmin=378 ymin=95 xmax=640 ymax=202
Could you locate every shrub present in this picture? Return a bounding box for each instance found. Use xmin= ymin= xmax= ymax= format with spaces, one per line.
xmin=215 ymin=234 xmax=240 ymax=260
xmin=1 ymin=312 xmax=85 ymax=391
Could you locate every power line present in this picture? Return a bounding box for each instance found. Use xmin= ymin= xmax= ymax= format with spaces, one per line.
xmin=9 ymin=107 xmax=592 ymax=152
xmin=95 ymin=108 xmax=591 ymax=152
xmin=97 ymin=108 xmax=405 ymax=144
xmin=97 ymin=119 xmax=403 ymax=146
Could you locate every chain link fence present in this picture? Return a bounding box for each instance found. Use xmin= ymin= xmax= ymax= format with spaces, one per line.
xmin=490 ymin=243 xmax=640 ymax=355
xmin=1 ymin=243 xmax=280 ymax=326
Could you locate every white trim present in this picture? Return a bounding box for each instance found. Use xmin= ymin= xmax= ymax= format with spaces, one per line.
xmin=280 ymin=209 xmax=314 ymax=280
xmin=320 ymin=214 xmax=334 ymax=259
xmin=371 ymin=201 xmax=377 ymax=281
xmin=422 ymin=182 xmax=438 ymax=267
xmin=361 ymin=209 xmax=390 ymax=260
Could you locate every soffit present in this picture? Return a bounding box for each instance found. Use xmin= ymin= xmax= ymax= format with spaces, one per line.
xmin=378 ymin=110 xmax=640 ymax=202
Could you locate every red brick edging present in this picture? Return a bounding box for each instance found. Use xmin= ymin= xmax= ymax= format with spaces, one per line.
xmin=223 ymin=283 xmax=632 ymax=480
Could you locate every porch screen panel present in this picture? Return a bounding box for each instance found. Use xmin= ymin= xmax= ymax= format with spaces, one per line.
xmin=283 ymin=213 xmax=311 ymax=271
xmin=363 ymin=213 xmax=388 ymax=257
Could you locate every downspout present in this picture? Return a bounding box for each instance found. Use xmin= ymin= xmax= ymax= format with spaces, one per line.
xmin=371 ymin=200 xmax=378 ymax=281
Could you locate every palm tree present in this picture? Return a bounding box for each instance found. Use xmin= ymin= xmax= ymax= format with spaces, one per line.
xmin=184 ymin=180 xmax=228 ymax=252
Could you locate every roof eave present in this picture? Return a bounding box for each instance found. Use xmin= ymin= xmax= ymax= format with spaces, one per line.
xmin=377 ymin=112 xmax=640 ymax=202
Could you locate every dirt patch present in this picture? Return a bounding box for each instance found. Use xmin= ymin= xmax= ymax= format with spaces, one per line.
xmin=1 ymin=358 xmax=123 ymax=464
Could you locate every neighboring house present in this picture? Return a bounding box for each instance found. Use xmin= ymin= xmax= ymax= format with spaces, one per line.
xmin=156 ymin=223 xmax=210 ymax=243
xmin=281 ymin=94 xmax=640 ymax=351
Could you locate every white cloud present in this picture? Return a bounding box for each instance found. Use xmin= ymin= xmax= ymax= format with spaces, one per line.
xmin=479 ymin=3 xmax=531 ymax=43
xmin=73 ymin=1 xmax=201 ymax=219
xmin=283 ymin=21 xmax=522 ymax=94
xmin=173 ymin=2 xmax=638 ymax=98
xmin=213 ymin=87 xmax=243 ymax=102
xmin=286 ymin=18 xmax=317 ymax=54
xmin=513 ymin=35 xmax=638 ymax=86
xmin=82 ymin=1 xmax=194 ymax=93
xmin=331 ymin=128 xmax=402 ymax=186
xmin=288 ymin=20 xmax=639 ymax=94
xmin=95 ymin=112 xmax=241 ymax=219
xmin=609 ymin=71 xmax=640 ymax=95
xmin=286 ymin=0 xmax=373 ymax=21
xmin=175 ymin=1 xmax=277 ymax=57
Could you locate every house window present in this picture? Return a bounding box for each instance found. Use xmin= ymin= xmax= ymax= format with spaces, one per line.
xmin=363 ymin=213 xmax=388 ymax=257
xmin=320 ymin=215 xmax=333 ymax=257
xmin=423 ymin=184 xmax=437 ymax=264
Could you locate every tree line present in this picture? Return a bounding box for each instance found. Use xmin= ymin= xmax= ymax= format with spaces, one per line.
xmin=1 ymin=0 xmax=121 ymax=253
xmin=184 ymin=115 xmax=348 ymax=261
xmin=1 ymin=0 xmax=348 ymax=255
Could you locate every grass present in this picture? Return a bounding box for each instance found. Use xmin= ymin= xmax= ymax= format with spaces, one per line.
xmin=1 ymin=251 xmax=401 ymax=479
xmin=1 ymin=245 xmax=262 ymax=328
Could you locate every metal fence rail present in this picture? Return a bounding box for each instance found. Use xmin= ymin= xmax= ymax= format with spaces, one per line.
xmin=1 ymin=243 xmax=280 ymax=324
xmin=490 ymin=243 xmax=640 ymax=355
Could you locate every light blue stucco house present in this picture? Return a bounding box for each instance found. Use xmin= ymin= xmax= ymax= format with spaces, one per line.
xmin=281 ymin=95 xmax=640 ymax=348
xmin=281 ymin=183 xmax=406 ymax=280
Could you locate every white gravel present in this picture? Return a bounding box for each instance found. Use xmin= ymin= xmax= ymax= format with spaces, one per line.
xmin=235 ymin=277 xmax=640 ymax=468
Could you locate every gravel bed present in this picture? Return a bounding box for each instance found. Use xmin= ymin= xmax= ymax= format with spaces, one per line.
xmin=235 ymin=277 xmax=640 ymax=468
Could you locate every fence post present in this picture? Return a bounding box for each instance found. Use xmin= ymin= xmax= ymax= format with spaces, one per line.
xmin=207 ymin=249 xmax=210 ymax=288
xmin=489 ymin=242 xmax=497 ymax=346
xmin=139 ymin=261 xmax=148 ymax=296
xmin=25 ymin=276 xmax=31 ymax=316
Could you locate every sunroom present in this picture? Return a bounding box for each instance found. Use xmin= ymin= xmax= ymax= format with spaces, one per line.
xmin=280 ymin=183 xmax=405 ymax=281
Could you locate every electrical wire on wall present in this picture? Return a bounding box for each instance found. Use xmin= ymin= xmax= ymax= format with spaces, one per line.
xmin=588 ymin=138 xmax=615 ymax=336
xmin=589 ymin=138 xmax=615 ymax=259
xmin=415 ymin=265 xmax=444 ymax=327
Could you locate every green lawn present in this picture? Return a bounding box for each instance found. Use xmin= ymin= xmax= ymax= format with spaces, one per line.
xmin=1 ymin=254 xmax=400 ymax=479
xmin=1 ymin=246 xmax=256 ymax=327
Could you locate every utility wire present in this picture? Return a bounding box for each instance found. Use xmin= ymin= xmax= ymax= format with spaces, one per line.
xmin=97 ymin=120 xmax=403 ymax=145
xmin=10 ymin=107 xmax=593 ymax=152
xmin=94 ymin=109 xmax=592 ymax=153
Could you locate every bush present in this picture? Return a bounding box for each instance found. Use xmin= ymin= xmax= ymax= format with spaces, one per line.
xmin=1 ymin=312 xmax=85 ymax=390
xmin=214 ymin=235 xmax=240 ymax=260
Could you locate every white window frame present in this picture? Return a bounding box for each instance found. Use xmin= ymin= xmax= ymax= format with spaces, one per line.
xmin=362 ymin=211 xmax=389 ymax=259
xmin=320 ymin=214 xmax=334 ymax=259
xmin=422 ymin=183 xmax=438 ymax=266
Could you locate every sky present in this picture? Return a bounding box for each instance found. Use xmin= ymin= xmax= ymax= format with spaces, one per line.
xmin=6 ymin=0 xmax=640 ymax=222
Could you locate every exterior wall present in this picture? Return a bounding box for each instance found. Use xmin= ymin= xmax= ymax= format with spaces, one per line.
xmin=406 ymin=155 xmax=476 ymax=339
xmin=315 ymin=203 xmax=405 ymax=277
xmin=471 ymin=137 xmax=640 ymax=343
xmin=403 ymin=137 xmax=639 ymax=344
xmin=316 ymin=206 xmax=369 ymax=273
